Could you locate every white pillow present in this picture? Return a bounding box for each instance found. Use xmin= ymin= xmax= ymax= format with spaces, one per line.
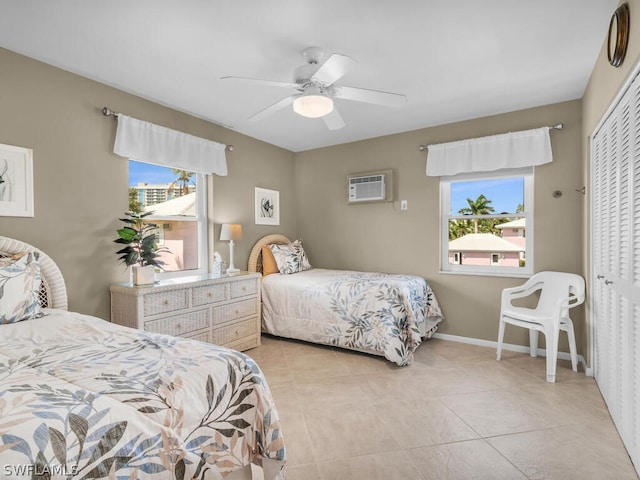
xmin=269 ymin=240 xmax=312 ymax=275
xmin=0 ymin=252 xmax=44 ymax=324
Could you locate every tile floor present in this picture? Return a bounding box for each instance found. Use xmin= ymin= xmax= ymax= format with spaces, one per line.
xmin=246 ymin=335 xmax=638 ymax=480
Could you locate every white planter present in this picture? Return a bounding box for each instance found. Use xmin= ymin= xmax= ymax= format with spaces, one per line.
xmin=132 ymin=265 xmax=155 ymax=285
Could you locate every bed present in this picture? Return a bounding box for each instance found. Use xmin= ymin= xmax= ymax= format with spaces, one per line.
xmin=248 ymin=234 xmax=443 ymax=366
xmin=0 ymin=236 xmax=286 ymax=480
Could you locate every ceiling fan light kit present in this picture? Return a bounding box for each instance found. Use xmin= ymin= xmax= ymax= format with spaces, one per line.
xmin=222 ymin=46 xmax=407 ymax=129
xmin=293 ymin=94 xmax=334 ymax=118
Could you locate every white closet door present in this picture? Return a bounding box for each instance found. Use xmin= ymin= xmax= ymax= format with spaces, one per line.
xmin=591 ymin=69 xmax=640 ymax=475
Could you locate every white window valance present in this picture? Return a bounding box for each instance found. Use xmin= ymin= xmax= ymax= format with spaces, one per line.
xmin=426 ymin=127 xmax=552 ymax=177
xmin=113 ymin=115 xmax=228 ymax=176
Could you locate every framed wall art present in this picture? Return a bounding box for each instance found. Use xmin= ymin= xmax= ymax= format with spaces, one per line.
xmin=255 ymin=187 xmax=279 ymax=225
xmin=0 ymin=143 xmax=34 ymax=217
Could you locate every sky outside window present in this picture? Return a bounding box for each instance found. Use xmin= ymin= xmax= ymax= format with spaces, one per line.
xmin=129 ymin=161 xmax=179 ymax=186
xmin=450 ymin=177 xmax=524 ymax=215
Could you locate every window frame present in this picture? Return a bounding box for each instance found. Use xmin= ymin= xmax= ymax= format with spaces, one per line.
xmin=130 ymin=167 xmax=209 ymax=280
xmin=439 ymin=167 xmax=534 ymax=277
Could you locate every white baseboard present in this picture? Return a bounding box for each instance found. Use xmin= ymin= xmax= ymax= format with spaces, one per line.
xmin=431 ymin=332 xmax=592 ymax=376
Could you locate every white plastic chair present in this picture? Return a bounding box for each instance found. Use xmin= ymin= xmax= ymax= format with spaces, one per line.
xmin=496 ymin=271 xmax=585 ymax=383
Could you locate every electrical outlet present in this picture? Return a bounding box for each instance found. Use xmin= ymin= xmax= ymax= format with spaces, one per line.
xmin=400 ymin=200 xmax=408 ymax=211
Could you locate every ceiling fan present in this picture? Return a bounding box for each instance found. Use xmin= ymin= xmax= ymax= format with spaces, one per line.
xmin=221 ymin=46 xmax=407 ymax=130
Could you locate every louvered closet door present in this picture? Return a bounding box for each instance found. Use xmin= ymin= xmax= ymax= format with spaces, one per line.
xmin=591 ymin=68 xmax=640 ymax=475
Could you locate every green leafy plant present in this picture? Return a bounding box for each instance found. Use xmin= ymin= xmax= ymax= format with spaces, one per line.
xmin=114 ymin=211 xmax=167 ymax=268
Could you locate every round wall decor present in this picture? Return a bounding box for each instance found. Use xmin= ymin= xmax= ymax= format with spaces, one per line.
xmin=608 ymin=2 xmax=630 ymax=67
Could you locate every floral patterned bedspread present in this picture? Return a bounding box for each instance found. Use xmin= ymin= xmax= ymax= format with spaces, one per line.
xmin=261 ymin=269 xmax=444 ymax=366
xmin=0 ymin=310 xmax=285 ymax=480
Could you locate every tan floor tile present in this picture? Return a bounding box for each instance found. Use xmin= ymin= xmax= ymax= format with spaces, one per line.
xmin=303 ymin=404 xmax=400 ymax=461
xmin=502 ymin=352 xmax=585 ymax=383
xmin=249 ymin=337 xmax=636 ymax=480
xmin=408 ymin=439 xmax=528 ymax=479
xmin=279 ymin=337 xmax=338 ymax=358
xmin=465 ymin=358 xmax=543 ymax=388
xmin=439 ymin=389 xmax=554 ymax=437
xmin=254 ymin=333 xmax=285 ymax=349
xmin=246 ymin=348 xmax=289 ymax=370
xmin=278 ymin=412 xmax=316 ymax=466
xmin=425 ymin=338 xmax=497 ymax=365
xmin=554 ymin=379 xmax=609 ymax=411
xmin=418 ymin=369 xmax=504 ymax=396
xmin=316 ymin=451 xmax=426 ymax=480
xmin=247 ymin=337 xmax=293 ymax=387
xmin=334 ymin=348 xmax=401 ymax=374
xmin=283 ymin=463 xmax=322 ymax=480
xmin=374 ymin=397 xmax=480 ymax=448
xmin=412 ymin=342 xmax=459 ymax=369
xmin=358 ymin=365 xmax=493 ymax=405
xmin=294 ymin=375 xmax=369 ymax=412
xmin=509 ymin=383 xmax=612 ymax=427
xmin=268 ymin=383 xmax=303 ymax=416
xmin=258 ymin=363 xmax=294 ymax=387
xmin=287 ymin=352 xmax=351 ymax=382
xmin=488 ymin=422 xmax=638 ymax=479
xmin=249 ymin=464 xmax=264 ymax=480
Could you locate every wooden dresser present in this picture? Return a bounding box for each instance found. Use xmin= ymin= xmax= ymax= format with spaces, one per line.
xmin=110 ymin=272 xmax=261 ymax=351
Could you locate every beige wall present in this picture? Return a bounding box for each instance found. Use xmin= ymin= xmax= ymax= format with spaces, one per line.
xmin=0 ymin=48 xmax=296 ymax=320
xmin=296 ymin=100 xmax=585 ymax=351
xmin=582 ymin=0 xmax=640 ymax=365
xmin=0 ymin=32 xmax=606 ymax=356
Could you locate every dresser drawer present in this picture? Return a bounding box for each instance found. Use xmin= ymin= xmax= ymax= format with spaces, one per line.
xmin=225 ymin=335 xmax=260 ymax=352
xmin=144 ymin=310 xmax=209 ymax=336
xmin=213 ymin=299 xmax=257 ymax=324
xmin=213 ymin=318 xmax=259 ymax=345
xmin=183 ymin=329 xmax=211 ymax=343
xmin=143 ymin=289 xmax=189 ymax=316
xmin=192 ymin=283 xmax=227 ymax=306
xmin=230 ymin=279 xmax=257 ymax=299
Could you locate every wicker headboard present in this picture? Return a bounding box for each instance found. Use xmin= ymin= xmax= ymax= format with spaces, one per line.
xmin=247 ymin=234 xmax=291 ymax=274
xmin=0 ymin=236 xmax=68 ymax=310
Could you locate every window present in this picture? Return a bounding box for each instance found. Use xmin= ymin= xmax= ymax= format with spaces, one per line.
xmin=129 ymin=160 xmax=208 ymax=278
xmin=440 ymin=167 xmax=533 ymax=276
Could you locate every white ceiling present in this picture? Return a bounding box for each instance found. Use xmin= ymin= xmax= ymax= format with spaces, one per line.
xmin=0 ymin=0 xmax=617 ymax=152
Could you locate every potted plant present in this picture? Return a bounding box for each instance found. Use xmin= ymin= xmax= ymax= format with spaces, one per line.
xmin=114 ymin=211 xmax=167 ymax=285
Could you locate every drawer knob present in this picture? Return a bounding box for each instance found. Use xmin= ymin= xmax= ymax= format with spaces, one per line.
xmin=176 ymin=323 xmax=182 ymax=331
xmin=208 ymin=292 xmax=212 ymax=297
xmin=163 ymin=300 xmax=169 ymax=305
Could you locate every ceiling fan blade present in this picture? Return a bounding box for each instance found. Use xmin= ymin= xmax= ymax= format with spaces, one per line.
xmin=311 ymin=54 xmax=357 ymax=85
xmin=220 ymin=76 xmax=299 ymax=89
xmin=322 ymin=107 xmax=345 ymax=130
xmin=248 ymin=95 xmax=297 ymax=122
xmin=334 ymin=85 xmax=407 ymax=107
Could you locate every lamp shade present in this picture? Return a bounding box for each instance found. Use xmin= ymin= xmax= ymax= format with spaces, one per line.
xmin=293 ymin=94 xmax=334 ymax=118
xmin=220 ymin=223 xmax=243 ymax=241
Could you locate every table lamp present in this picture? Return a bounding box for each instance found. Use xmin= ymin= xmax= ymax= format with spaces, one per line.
xmin=220 ymin=223 xmax=242 ymax=274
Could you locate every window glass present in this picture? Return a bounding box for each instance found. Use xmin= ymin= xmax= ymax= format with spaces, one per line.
xmin=441 ymin=168 xmax=533 ymax=276
xmin=129 ymin=160 xmax=207 ymax=276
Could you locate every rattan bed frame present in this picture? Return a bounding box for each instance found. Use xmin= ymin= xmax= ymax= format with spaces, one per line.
xmin=0 ymin=236 xmax=68 ymax=310
xmin=247 ymin=234 xmax=291 ymax=274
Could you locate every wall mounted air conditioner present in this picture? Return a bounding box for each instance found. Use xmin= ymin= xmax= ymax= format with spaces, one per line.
xmin=348 ymin=170 xmax=393 ymax=203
